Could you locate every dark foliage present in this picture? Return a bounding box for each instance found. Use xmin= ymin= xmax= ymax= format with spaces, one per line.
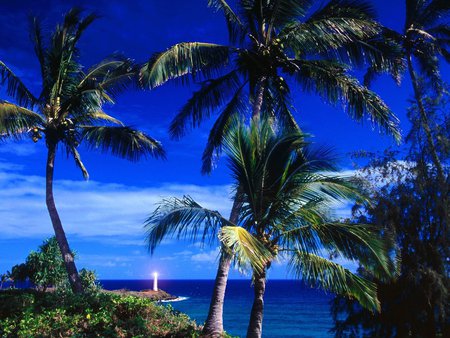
xmin=330 ymin=87 xmax=449 ymax=338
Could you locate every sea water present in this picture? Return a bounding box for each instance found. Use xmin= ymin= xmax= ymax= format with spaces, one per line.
xmin=100 ymin=279 xmax=334 ymax=337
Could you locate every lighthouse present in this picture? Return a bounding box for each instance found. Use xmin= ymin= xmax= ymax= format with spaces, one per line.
xmin=153 ymin=272 xmax=158 ymax=291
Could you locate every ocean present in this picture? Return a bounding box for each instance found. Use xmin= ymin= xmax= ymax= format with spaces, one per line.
xmin=100 ymin=279 xmax=334 ymax=337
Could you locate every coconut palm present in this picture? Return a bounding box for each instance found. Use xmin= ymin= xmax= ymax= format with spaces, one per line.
xmin=0 ymin=9 xmax=165 ymax=293
xmin=141 ymin=1 xmax=402 ymax=335
xmin=146 ymin=117 xmax=393 ymax=338
xmin=142 ymin=0 xmax=402 ymax=174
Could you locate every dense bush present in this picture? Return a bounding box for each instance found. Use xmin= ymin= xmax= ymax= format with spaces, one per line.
xmin=9 ymin=237 xmax=69 ymax=291
xmin=0 ymin=289 xmax=200 ymax=337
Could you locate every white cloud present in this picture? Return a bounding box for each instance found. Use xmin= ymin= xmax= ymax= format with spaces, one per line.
xmin=0 ymin=141 xmax=39 ymax=156
xmin=191 ymin=247 xmax=220 ymax=263
xmin=0 ymin=166 xmax=233 ymax=240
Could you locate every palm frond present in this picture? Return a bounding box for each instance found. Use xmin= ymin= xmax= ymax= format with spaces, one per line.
xmin=292 ymin=60 xmax=401 ymax=142
xmin=68 ymin=145 xmax=89 ymax=179
xmin=208 ymin=0 xmax=244 ymax=43
xmin=29 ymin=16 xmax=47 ymax=84
xmin=59 ymin=56 xmax=138 ymax=119
xmin=201 ymin=84 xmax=248 ymax=174
xmin=284 ymin=222 xmax=393 ymax=280
xmin=262 ymin=78 xmax=300 ymax=131
xmin=81 ymin=126 xmax=165 ymax=161
xmin=71 ymin=111 xmax=124 ymax=126
xmin=145 ymin=195 xmax=231 ymax=254
xmin=0 ymin=61 xmax=38 ymax=108
xmin=79 ymin=55 xmax=138 ymax=99
xmin=266 ymin=0 xmax=313 ymax=32
xmin=219 ymin=226 xmax=273 ymax=274
xmin=417 ymin=0 xmax=450 ymax=27
xmin=169 ymin=70 xmax=242 ymax=139
xmin=282 ymin=0 xmax=380 ymax=56
xmin=414 ymin=42 xmax=443 ymax=94
xmin=140 ymin=42 xmax=231 ymax=88
xmin=0 ymin=101 xmax=44 ymax=137
xmin=289 ymin=251 xmax=380 ymax=311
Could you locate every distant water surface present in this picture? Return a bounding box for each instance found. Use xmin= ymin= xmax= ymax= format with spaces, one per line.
xmin=100 ymin=279 xmax=334 ymax=337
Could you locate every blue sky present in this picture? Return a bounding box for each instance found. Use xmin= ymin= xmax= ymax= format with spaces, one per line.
xmin=0 ymin=0 xmax=448 ymax=280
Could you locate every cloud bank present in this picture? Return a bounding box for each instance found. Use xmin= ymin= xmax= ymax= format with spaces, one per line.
xmin=0 ymin=165 xmax=233 ymax=240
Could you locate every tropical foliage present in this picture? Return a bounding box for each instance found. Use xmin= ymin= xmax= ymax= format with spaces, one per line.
xmin=369 ymin=0 xmax=450 ymax=205
xmin=142 ymin=2 xmax=403 ymax=335
xmin=331 ymin=89 xmax=449 ymax=338
xmin=141 ymin=0 xmax=402 ymax=173
xmin=146 ymin=117 xmax=395 ymax=337
xmin=0 ymin=8 xmax=165 ymax=293
xmin=6 ymin=237 xmax=99 ymax=294
xmin=0 ymin=290 xmax=200 ymax=338
xmin=9 ymin=237 xmax=67 ymax=292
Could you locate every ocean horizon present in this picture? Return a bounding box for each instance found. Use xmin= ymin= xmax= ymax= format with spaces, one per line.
xmin=100 ymin=279 xmax=334 ymax=337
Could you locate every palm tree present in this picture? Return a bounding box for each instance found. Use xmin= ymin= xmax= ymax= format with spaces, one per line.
xmin=142 ymin=0 xmax=402 ymax=173
xmin=141 ymin=0 xmax=402 ymax=335
xmin=141 ymin=1 xmax=402 ymax=335
xmin=0 ymin=9 xmax=165 ymax=293
xmin=146 ymin=117 xmax=393 ymax=338
xmin=369 ymin=0 xmax=449 ymax=224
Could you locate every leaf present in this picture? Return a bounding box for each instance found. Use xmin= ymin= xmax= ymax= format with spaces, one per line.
xmin=220 ymin=226 xmax=273 ymax=274
xmin=289 ymin=251 xmax=380 ymax=311
xmin=208 ymin=0 xmax=244 ymax=43
xmin=81 ymin=126 xmax=165 ymax=161
xmin=144 ymin=196 xmax=231 ymax=254
xmin=169 ymin=70 xmax=243 ymax=139
xmin=0 ymin=61 xmax=37 ymax=108
xmin=140 ymin=42 xmax=231 ymax=88
xmin=0 ymin=101 xmax=44 ymax=137
xmin=292 ymin=60 xmax=401 ymax=142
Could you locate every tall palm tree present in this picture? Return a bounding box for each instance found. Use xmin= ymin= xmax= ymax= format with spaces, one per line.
xmin=0 ymin=9 xmax=165 ymax=293
xmin=141 ymin=0 xmax=402 ymax=335
xmin=146 ymin=117 xmax=393 ymax=338
xmin=141 ymin=1 xmax=402 ymax=335
xmin=142 ymin=0 xmax=402 ymax=173
xmin=369 ymin=0 xmax=449 ymax=224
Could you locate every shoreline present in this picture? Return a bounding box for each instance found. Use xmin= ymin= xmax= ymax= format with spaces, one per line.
xmin=104 ymin=288 xmax=178 ymax=301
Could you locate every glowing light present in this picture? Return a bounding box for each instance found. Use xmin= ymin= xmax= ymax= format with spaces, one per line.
xmin=153 ymin=272 xmax=158 ymax=291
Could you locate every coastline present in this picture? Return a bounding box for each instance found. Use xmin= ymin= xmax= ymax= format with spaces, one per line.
xmin=104 ymin=288 xmax=178 ymax=301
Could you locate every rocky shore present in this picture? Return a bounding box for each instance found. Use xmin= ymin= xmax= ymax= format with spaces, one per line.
xmin=104 ymin=288 xmax=177 ymax=301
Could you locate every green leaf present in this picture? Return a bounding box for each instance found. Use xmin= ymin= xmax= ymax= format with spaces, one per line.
xmin=0 ymin=61 xmax=37 ymax=108
xmin=81 ymin=126 xmax=165 ymax=161
xmin=219 ymin=226 xmax=273 ymax=274
xmin=289 ymin=251 xmax=380 ymax=312
xmin=140 ymin=42 xmax=230 ymax=88
xmin=0 ymin=101 xmax=44 ymax=138
xmin=144 ymin=195 xmax=231 ymax=254
xmin=292 ymin=60 xmax=401 ymax=142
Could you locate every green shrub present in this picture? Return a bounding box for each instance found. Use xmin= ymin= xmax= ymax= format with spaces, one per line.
xmin=9 ymin=237 xmax=66 ymax=291
xmin=0 ymin=290 xmax=200 ymax=337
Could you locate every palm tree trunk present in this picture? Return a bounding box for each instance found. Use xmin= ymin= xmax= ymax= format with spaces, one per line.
xmin=407 ymin=54 xmax=448 ymax=229
xmin=202 ymin=250 xmax=232 ymax=337
xmin=46 ymin=142 xmax=83 ymax=294
xmin=203 ymin=77 xmax=267 ymax=337
xmin=202 ymin=193 xmax=242 ymax=337
xmin=252 ymin=77 xmax=266 ymax=119
xmin=246 ymin=268 xmax=267 ymax=338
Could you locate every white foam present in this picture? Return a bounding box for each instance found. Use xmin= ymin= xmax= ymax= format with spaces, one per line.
xmin=161 ymin=296 xmax=189 ymax=303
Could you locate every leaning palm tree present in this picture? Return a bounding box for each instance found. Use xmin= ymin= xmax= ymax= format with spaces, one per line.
xmin=0 ymin=9 xmax=164 ymax=293
xmin=141 ymin=1 xmax=401 ymax=335
xmin=146 ymin=117 xmax=393 ymax=338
